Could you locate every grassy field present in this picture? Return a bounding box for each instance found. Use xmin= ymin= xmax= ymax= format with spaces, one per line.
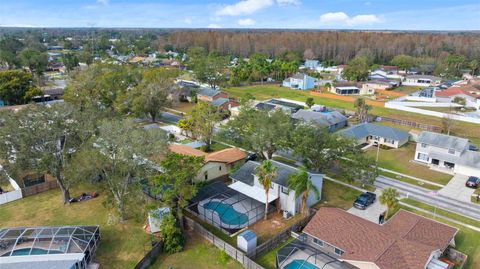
xmin=256 ymin=237 xmax=294 ymax=269
xmin=0 ymin=186 xmax=152 ymax=269
xmin=364 ymin=142 xmax=452 ymax=185
xmin=391 ymin=85 xmax=422 ymax=94
xmin=147 ymin=234 xmax=243 ymax=269
xmin=223 ymin=85 xmax=480 ymax=145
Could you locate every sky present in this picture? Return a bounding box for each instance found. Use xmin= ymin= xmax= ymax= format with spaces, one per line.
xmin=0 ymin=0 xmax=479 ymax=30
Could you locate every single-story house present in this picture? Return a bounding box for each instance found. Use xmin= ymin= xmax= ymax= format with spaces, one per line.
xmin=264 ymin=99 xmax=304 ymax=114
xmin=402 ymin=75 xmax=442 ymax=87
xmin=210 ymin=97 xmax=239 ymax=113
xmin=197 ymin=87 xmax=229 ymax=102
xmin=304 ymin=60 xmax=320 ymax=70
xmin=169 ymin=144 xmax=246 ymax=181
xmin=369 ymin=66 xmax=402 ymax=80
xmin=283 ymin=73 xmax=316 ymax=90
xmin=292 ymin=109 xmax=347 ymax=132
xmin=303 ymin=207 xmax=458 ymax=269
xmin=362 ymin=79 xmax=400 ymax=93
xmin=435 ymin=87 xmax=480 ymax=109
xmin=229 ymin=160 xmax=323 ymax=216
xmin=333 ymin=86 xmax=360 ymax=95
xmin=255 ymin=102 xmax=276 ymax=112
xmin=414 ymin=131 xmax=480 ymax=176
xmin=337 ymin=123 xmax=410 ymax=148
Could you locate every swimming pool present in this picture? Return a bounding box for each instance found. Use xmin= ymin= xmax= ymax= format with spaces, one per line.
xmin=203 ymin=201 xmax=248 ymax=226
xmin=284 ymin=259 xmax=319 ymax=269
xmin=2 ymin=248 xmax=63 ymax=256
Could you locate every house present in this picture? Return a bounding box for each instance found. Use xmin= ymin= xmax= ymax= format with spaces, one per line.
xmin=229 ymin=160 xmax=323 ymax=216
xmin=302 ymin=207 xmax=458 ymax=269
xmin=369 ymin=66 xmax=402 ymax=80
xmin=337 ymin=123 xmax=410 ymax=148
xmin=283 ymin=73 xmax=316 ymax=90
xmin=196 ymin=87 xmax=228 ymax=102
xmin=402 ymin=75 xmax=442 ymax=87
xmin=333 ymin=86 xmax=360 ymax=95
xmin=291 ymin=109 xmax=347 ymax=132
xmin=210 ymin=97 xmax=239 ymax=113
xmin=414 ymin=131 xmax=480 ymax=176
xmin=304 ymin=60 xmax=320 ymax=69
xmin=263 ymin=99 xmax=304 ymax=114
xmin=362 ymin=79 xmax=399 ymax=93
xmin=169 ymin=144 xmax=246 ymax=181
xmin=0 ymin=225 xmax=100 ymax=269
xmin=435 ymin=87 xmax=480 ymax=109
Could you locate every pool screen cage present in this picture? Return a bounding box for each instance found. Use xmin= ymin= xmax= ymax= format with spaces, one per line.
xmin=0 ymin=225 xmax=100 ymax=268
xmin=187 ymin=181 xmax=273 ymax=235
xmin=276 ymin=237 xmax=357 ymax=269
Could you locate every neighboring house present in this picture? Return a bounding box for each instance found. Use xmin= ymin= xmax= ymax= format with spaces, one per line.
xmin=402 ymin=75 xmax=442 ymax=87
xmin=196 ymin=87 xmax=228 ymax=102
xmin=229 ymin=160 xmax=323 ymax=216
xmin=255 ymin=102 xmax=276 ymax=112
xmin=210 ymin=97 xmax=239 ymax=113
xmin=303 ymin=207 xmax=458 ymax=269
xmin=333 ymin=86 xmax=360 ymax=95
xmin=337 ymin=123 xmax=410 ymax=149
xmin=362 ymin=79 xmax=400 ymax=93
xmin=169 ymin=144 xmax=246 ymax=182
xmin=435 ymin=86 xmax=480 ymax=109
xmin=283 ymin=73 xmax=316 ymax=90
xmin=291 ymin=109 xmax=347 ymax=132
xmin=414 ymin=131 xmax=480 ymax=176
xmin=369 ymin=66 xmax=402 ymax=80
xmin=304 ymin=60 xmax=320 ymax=69
xmin=264 ymin=99 xmax=304 ymax=114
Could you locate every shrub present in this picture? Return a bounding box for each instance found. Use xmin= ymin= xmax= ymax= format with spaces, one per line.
xmin=160 ymin=213 xmax=185 ymax=254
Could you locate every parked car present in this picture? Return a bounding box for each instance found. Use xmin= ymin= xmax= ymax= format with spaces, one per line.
xmin=469 ymin=144 xmax=479 ymax=151
xmin=246 ymin=153 xmax=257 ymax=161
xmin=466 ymin=176 xmax=480 ymax=188
xmin=353 ymin=192 xmax=376 ymax=210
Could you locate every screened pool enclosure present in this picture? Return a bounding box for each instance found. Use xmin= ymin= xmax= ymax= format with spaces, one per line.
xmin=0 ymin=225 xmax=100 ymax=269
xmin=187 ymin=181 xmax=271 ymax=234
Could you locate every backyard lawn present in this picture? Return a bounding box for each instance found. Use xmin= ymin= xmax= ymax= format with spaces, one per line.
xmin=364 ymin=142 xmax=453 ymax=185
xmin=0 ymin=186 xmax=153 ymax=269
xmin=223 ymin=85 xmax=480 ymax=145
xmin=391 ymin=85 xmax=422 ymax=94
xmin=313 ymin=180 xmax=362 ymax=210
xmin=148 ymin=234 xmax=243 ymax=269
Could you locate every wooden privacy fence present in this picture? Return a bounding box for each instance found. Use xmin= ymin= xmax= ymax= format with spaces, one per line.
xmin=134 ymin=241 xmax=163 ymax=269
xmin=377 ymin=116 xmax=442 ymax=132
xmin=185 ymin=217 xmax=265 ymax=269
xmin=22 ymin=180 xmax=58 ymax=197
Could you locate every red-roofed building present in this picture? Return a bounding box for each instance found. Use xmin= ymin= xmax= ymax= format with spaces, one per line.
xmin=301 ymin=207 xmax=458 ymax=269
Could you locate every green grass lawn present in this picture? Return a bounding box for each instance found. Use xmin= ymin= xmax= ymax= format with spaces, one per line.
xmin=223 ymin=85 xmax=480 ymax=145
xmin=255 ymin=237 xmax=294 ymax=269
xmin=147 ymin=234 xmax=244 ymax=269
xmin=364 ymin=142 xmax=452 ymax=185
xmin=379 ymin=171 xmax=442 ymax=191
xmin=391 ymin=85 xmax=422 ymax=94
xmin=0 ymin=186 xmax=152 ymax=269
xmin=394 ymin=205 xmax=480 ymax=269
xmin=313 ymin=180 xmax=362 ymax=210
xmin=200 ymin=142 xmax=231 ymax=152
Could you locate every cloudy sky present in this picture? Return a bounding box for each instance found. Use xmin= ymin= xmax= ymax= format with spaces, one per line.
xmin=0 ymin=0 xmax=479 ymax=30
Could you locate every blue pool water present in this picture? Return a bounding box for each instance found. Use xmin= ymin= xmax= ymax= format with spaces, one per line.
xmin=284 ymin=260 xmax=319 ymax=269
xmin=204 ymin=201 xmax=249 ymax=225
xmin=2 ymin=248 xmax=63 ymax=256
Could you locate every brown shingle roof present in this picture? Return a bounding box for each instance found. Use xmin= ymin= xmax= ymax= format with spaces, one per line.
xmin=169 ymin=144 xmax=207 ymax=157
xmin=205 ymin=147 xmax=246 ymax=164
xmin=303 ymin=208 xmax=457 ymax=269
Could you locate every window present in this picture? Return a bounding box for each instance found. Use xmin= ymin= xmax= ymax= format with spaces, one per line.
xmin=421 ymin=143 xmax=427 ymax=148
xmin=313 ymin=238 xmax=323 ymax=246
xmin=417 ymin=153 xmax=429 ymax=162
xmin=334 ymin=248 xmax=344 ymax=255
xmin=281 ymin=186 xmax=289 ymax=194
xmin=448 ymin=148 xmax=455 ymax=154
xmin=204 ymin=172 xmax=208 ymax=180
xmin=384 ymin=138 xmax=395 ymax=144
xmin=219 ymin=166 xmax=222 ymax=171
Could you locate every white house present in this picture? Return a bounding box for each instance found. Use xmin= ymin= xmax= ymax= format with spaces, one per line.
xmin=337 ymin=123 xmax=410 ymax=149
xmin=304 ymin=60 xmax=320 ymax=70
xmin=403 ymin=75 xmax=442 ymax=87
xmin=414 ymin=131 xmax=480 ymax=176
xmin=229 ymin=160 xmax=323 ymax=216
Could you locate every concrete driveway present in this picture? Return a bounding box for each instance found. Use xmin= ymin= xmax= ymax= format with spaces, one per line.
xmin=438 ymin=174 xmax=475 ymax=203
xmin=347 ymin=190 xmax=387 ymax=224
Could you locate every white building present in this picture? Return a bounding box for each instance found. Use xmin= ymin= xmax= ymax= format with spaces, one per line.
xmin=229 ymin=160 xmax=323 ymax=216
xmin=414 ymin=131 xmax=480 ymax=176
xmin=403 ymin=75 xmax=442 ymax=87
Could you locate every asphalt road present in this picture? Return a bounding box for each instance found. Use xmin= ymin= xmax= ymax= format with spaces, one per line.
xmin=160 ymin=112 xmax=183 ymax=124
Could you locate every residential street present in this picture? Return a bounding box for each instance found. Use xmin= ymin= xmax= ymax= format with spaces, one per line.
xmin=375 ymin=176 xmax=480 ymax=220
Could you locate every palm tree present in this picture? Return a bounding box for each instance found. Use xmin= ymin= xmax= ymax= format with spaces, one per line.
xmin=288 ymin=167 xmax=320 ymax=216
xmin=255 ymin=160 xmax=278 ymax=220
xmin=354 ymin=98 xmax=372 ymax=123
xmin=379 ymin=188 xmax=399 ymax=219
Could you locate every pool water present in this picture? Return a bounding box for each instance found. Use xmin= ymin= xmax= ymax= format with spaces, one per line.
xmin=2 ymin=248 xmax=63 ymax=256
xmin=284 ymin=259 xmax=319 ymax=269
xmin=204 ymin=201 xmax=248 ymax=225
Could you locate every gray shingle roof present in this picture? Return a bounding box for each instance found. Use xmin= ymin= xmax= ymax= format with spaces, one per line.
xmin=230 ymin=160 xmax=299 ymax=187
xmin=417 ymin=131 xmax=469 ymax=152
xmin=210 ymin=97 xmax=229 ymax=107
xmin=338 ymin=123 xmax=409 ymax=141
xmin=197 ymin=87 xmax=220 ymax=97
xmin=292 ymin=109 xmax=347 ymax=127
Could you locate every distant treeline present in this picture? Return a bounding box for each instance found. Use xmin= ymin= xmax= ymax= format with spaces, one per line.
xmin=157 ymin=31 xmax=480 ymax=64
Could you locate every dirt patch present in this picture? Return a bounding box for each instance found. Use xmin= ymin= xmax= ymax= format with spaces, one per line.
xmin=247 ymin=211 xmax=302 ymax=244
xmin=309 ymin=91 xmax=385 ymax=108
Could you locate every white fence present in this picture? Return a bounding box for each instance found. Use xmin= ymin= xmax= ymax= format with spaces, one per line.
xmin=0 ymin=166 xmax=23 ymax=205
xmin=385 ymin=102 xmax=480 ymax=124
xmin=404 ymin=96 xmax=437 ymax=103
